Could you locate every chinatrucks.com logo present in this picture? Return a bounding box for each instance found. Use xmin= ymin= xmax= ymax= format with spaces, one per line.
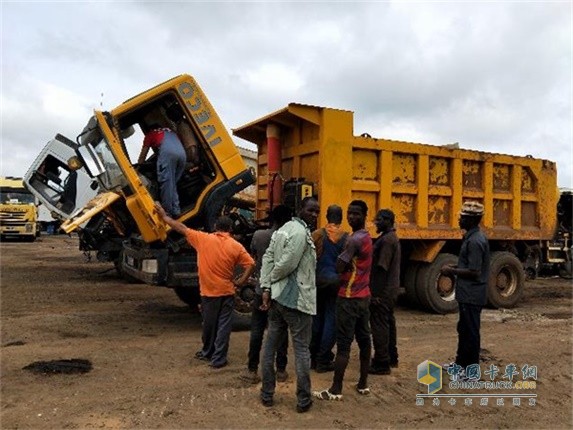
xmin=417 ymin=360 xmax=442 ymax=394
xmin=416 ymin=360 xmax=538 ymax=407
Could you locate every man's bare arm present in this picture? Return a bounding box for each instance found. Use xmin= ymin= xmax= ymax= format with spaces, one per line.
xmin=155 ymin=202 xmax=187 ymax=235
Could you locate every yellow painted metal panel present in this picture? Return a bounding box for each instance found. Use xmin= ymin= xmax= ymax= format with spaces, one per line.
xmin=235 ymin=104 xmax=558 ymax=242
xmin=417 ymin=155 xmax=429 ymax=228
xmin=512 ymin=165 xmax=522 ymax=230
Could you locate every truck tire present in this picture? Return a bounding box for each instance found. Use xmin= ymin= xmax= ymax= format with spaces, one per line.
xmin=415 ymin=253 xmax=458 ymax=314
xmin=559 ymin=261 xmax=572 ymax=279
xmin=487 ymin=251 xmax=525 ymax=308
xmin=403 ymin=262 xmax=421 ymax=307
xmin=232 ymin=283 xmax=255 ymax=332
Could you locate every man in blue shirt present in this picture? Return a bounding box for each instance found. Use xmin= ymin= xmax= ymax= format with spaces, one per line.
xmin=441 ymin=201 xmax=490 ymax=370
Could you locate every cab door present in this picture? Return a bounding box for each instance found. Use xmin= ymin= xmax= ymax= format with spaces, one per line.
xmin=23 ymin=134 xmax=98 ymax=220
xmin=94 ymin=111 xmax=167 ymax=243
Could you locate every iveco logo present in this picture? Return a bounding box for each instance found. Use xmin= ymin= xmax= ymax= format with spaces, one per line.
xmin=177 ymin=81 xmax=222 ymax=148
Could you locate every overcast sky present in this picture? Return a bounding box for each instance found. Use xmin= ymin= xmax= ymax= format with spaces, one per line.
xmin=2 ymin=1 xmax=572 ymax=187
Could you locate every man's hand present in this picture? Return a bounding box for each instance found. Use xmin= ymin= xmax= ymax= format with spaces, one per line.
xmin=440 ymin=264 xmax=456 ymax=276
xmin=260 ymin=290 xmax=271 ymax=311
xmin=155 ymin=202 xmax=168 ymax=219
xmin=371 ymin=297 xmax=383 ymax=305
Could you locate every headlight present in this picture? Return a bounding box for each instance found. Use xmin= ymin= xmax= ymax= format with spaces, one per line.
xmin=141 ymin=259 xmax=158 ymax=274
xmin=25 ymin=223 xmax=33 ymax=232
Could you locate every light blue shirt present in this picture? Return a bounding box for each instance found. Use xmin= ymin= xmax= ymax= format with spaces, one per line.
xmin=260 ymin=217 xmax=317 ymax=315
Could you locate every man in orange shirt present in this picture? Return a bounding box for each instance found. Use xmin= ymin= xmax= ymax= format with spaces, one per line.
xmin=156 ymin=203 xmax=255 ymax=369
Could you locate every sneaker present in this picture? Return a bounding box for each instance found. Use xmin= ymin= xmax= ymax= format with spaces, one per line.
xmin=296 ymin=401 xmax=313 ymax=413
xmin=261 ymin=397 xmax=274 ymax=407
xmin=315 ymin=362 xmax=335 ymax=373
xmin=276 ymin=369 xmax=289 ymax=383
xmin=369 ymin=365 xmax=391 ymax=375
xmin=355 ymin=384 xmax=371 ymax=395
xmin=313 ymin=389 xmax=342 ymax=401
xmin=239 ymin=369 xmax=261 ymax=384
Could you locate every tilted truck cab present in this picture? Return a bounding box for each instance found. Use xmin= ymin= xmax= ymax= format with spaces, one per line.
xmin=24 ymin=75 xmax=256 ymax=314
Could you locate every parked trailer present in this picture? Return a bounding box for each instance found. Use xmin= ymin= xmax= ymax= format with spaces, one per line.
xmin=233 ymin=103 xmax=560 ymax=313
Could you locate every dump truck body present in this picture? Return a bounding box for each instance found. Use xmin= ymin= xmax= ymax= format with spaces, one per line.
xmin=234 ymin=103 xmax=561 ymax=313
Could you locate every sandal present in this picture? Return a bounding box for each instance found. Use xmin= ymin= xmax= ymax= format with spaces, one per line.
xmin=355 ymin=385 xmax=371 ymax=395
xmin=313 ymin=389 xmax=343 ymax=401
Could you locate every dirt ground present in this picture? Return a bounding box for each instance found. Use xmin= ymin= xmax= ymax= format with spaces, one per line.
xmin=1 ymin=235 xmax=572 ymax=429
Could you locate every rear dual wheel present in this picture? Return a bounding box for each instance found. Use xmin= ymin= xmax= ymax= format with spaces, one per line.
xmin=415 ymin=253 xmax=459 ymax=314
xmin=487 ymin=251 xmax=524 ymax=308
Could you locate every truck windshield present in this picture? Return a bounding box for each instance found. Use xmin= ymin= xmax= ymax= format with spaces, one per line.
xmin=90 ymin=137 xmax=128 ymax=191
xmin=0 ymin=192 xmax=35 ymax=204
xmin=78 ymin=116 xmax=128 ymax=192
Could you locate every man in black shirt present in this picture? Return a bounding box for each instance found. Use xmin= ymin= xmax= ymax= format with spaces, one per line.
xmin=441 ymin=201 xmax=490 ymax=370
xmin=369 ymin=209 xmax=401 ymax=375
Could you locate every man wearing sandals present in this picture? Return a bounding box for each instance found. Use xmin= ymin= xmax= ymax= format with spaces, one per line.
xmin=259 ymin=197 xmax=320 ymax=413
xmin=314 ymin=200 xmax=373 ymax=401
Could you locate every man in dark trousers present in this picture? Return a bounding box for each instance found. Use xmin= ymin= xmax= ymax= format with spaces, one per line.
xmin=441 ymin=201 xmax=490 ymax=375
xmin=155 ymin=202 xmax=255 ymax=369
xmin=369 ymin=209 xmax=401 ymax=375
xmin=314 ymin=200 xmax=373 ymax=400
xmin=239 ymin=205 xmax=292 ymax=384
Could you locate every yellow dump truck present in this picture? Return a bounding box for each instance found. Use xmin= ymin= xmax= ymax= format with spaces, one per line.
xmin=0 ymin=177 xmax=38 ymax=241
xmin=233 ymin=103 xmax=561 ymax=313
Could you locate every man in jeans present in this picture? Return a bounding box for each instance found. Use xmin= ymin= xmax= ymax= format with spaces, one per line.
xmin=310 ymin=204 xmax=348 ymax=373
xmin=259 ymin=197 xmax=320 ymax=413
xmin=314 ymin=200 xmax=373 ymax=400
xmin=239 ymin=205 xmax=292 ymax=384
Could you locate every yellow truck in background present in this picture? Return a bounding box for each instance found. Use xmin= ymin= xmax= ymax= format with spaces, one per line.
xmin=23 ymin=75 xmax=567 ymax=318
xmin=233 ymin=103 xmax=565 ymax=313
xmin=0 ymin=177 xmax=38 ymax=241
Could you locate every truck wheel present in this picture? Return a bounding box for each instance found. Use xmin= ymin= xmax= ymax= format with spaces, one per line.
xmin=559 ymin=261 xmax=572 ymax=279
xmin=403 ymin=262 xmax=421 ymax=307
xmin=415 ymin=253 xmax=458 ymax=314
xmin=487 ymin=251 xmax=525 ymax=308
xmin=232 ymin=284 xmax=255 ymax=331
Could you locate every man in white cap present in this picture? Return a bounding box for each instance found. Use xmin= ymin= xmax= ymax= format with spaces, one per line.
xmin=441 ymin=201 xmax=490 ymax=376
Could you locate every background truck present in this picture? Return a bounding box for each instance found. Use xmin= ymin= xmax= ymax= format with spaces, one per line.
xmin=233 ymin=103 xmax=563 ymax=314
xmin=0 ymin=177 xmax=38 ymax=241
